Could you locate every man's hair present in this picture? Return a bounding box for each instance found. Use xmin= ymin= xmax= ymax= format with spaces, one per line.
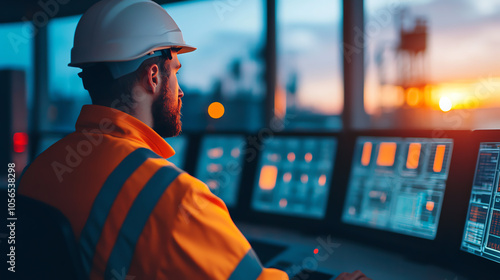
xmin=78 ymin=49 xmax=177 ymax=109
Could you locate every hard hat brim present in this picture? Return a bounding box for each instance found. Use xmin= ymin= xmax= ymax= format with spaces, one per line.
xmin=68 ymin=44 xmax=196 ymax=68
xmin=176 ymin=45 xmax=196 ymax=54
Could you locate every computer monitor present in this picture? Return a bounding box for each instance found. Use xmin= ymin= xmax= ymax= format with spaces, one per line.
xmin=461 ymin=142 xmax=500 ymax=264
xmin=195 ymin=135 xmax=246 ymax=208
xmin=342 ymin=137 xmax=453 ymax=240
xmin=251 ymin=136 xmax=337 ymax=219
xmin=165 ymin=136 xmax=188 ymax=169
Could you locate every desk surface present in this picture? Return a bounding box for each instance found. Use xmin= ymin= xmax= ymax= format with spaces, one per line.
xmin=237 ymin=222 xmax=469 ymax=280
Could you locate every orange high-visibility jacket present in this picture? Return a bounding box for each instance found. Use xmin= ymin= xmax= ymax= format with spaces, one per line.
xmin=19 ymin=105 xmax=288 ymax=280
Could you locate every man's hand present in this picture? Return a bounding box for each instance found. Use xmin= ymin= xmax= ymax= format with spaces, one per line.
xmin=335 ymin=270 xmax=371 ymax=280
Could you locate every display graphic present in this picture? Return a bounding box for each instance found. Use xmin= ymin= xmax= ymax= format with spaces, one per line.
xmin=342 ymin=137 xmax=453 ymax=239
xmin=251 ymin=136 xmax=337 ymax=219
xmin=461 ymin=142 xmax=500 ymax=264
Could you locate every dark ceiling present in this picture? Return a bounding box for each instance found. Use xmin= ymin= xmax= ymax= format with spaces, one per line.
xmin=0 ymin=0 xmax=184 ymax=23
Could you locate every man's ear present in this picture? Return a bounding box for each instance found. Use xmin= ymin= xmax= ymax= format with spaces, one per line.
xmin=145 ymin=64 xmax=160 ymax=93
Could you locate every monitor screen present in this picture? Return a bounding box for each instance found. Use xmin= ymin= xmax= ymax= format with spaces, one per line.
xmin=342 ymin=137 xmax=453 ymax=240
xmin=251 ymin=136 xmax=337 ymax=219
xmin=195 ymin=135 xmax=246 ymax=208
xmin=165 ymin=136 xmax=188 ymax=169
xmin=461 ymin=142 xmax=500 ymax=264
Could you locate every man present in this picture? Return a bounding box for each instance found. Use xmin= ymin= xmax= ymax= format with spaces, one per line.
xmin=20 ymin=0 xmax=369 ymax=279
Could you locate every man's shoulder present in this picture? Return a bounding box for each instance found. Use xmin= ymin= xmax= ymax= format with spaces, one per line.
xmin=20 ymin=133 xmax=164 ymax=187
xmin=168 ymin=171 xmax=222 ymax=208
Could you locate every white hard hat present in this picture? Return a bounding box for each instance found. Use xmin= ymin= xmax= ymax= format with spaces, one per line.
xmin=69 ymin=0 xmax=195 ymax=78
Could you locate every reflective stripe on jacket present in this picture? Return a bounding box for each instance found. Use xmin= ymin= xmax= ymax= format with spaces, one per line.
xmin=19 ymin=105 xmax=288 ymax=280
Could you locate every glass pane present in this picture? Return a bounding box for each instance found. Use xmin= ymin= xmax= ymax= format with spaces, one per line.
xmin=164 ymin=0 xmax=266 ymax=132
xmin=364 ymin=0 xmax=500 ymax=129
xmin=0 ymin=22 xmax=34 ymax=111
xmin=276 ymin=0 xmax=343 ymax=131
xmin=47 ymin=14 xmax=90 ymax=132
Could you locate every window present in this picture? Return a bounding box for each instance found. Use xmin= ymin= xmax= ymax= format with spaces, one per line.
xmin=47 ymin=14 xmax=89 ymax=132
xmin=364 ymin=0 xmax=500 ymax=129
xmin=43 ymin=0 xmax=346 ymax=134
xmin=0 ymin=22 xmax=34 ymax=111
xmin=276 ymin=0 xmax=343 ymax=131
xmin=165 ymin=0 xmax=266 ymax=132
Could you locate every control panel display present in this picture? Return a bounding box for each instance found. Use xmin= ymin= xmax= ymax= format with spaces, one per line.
xmin=342 ymin=137 xmax=453 ymax=239
xmin=165 ymin=136 xmax=188 ymax=169
xmin=252 ymin=137 xmax=337 ymax=219
xmin=195 ymin=135 xmax=245 ymax=207
xmin=461 ymin=142 xmax=500 ymax=264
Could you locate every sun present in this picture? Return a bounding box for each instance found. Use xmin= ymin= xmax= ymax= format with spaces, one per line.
xmin=439 ymin=96 xmax=452 ymax=112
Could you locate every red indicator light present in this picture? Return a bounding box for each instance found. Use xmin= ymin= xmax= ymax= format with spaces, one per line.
xmin=314 ymin=248 xmax=319 ymax=254
xmin=13 ymin=132 xmax=28 ymax=153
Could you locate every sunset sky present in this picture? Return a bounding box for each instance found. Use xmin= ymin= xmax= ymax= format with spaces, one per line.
xmin=365 ymin=0 xmax=500 ymax=113
xmin=2 ymin=0 xmax=500 ymax=119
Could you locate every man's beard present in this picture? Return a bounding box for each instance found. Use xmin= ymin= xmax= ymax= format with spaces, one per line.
xmin=152 ymin=82 xmax=182 ymax=138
